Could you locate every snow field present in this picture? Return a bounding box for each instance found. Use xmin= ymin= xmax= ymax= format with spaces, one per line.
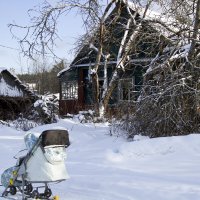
xmin=1 ymin=119 xmax=200 ymax=199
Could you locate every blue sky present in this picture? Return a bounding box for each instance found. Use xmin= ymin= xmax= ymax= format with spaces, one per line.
xmin=0 ymin=0 xmax=84 ymax=74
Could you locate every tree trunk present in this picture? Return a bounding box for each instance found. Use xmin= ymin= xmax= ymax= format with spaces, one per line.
xmin=188 ymin=0 xmax=200 ymax=60
xmin=91 ymin=0 xmax=116 ymax=116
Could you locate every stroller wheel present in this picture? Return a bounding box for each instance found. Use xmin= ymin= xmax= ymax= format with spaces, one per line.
xmin=25 ymin=183 xmax=33 ymax=194
xmin=44 ymin=188 xmax=52 ymax=198
xmin=31 ymin=190 xmax=39 ymax=198
xmin=9 ymin=186 xmax=17 ymax=195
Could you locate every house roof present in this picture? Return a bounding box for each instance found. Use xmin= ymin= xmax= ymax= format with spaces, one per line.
xmin=0 ymin=68 xmax=37 ymax=98
xmin=67 ymin=58 xmax=154 ymax=68
xmin=58 ymin=1 xmax=178 ymax=78
xmin=57 ymin=65 xmax=70 ymax=77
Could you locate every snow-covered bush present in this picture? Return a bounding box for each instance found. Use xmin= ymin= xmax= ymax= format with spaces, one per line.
xmin=0 ymin=94 xmax=59 ymax=131
xmin=7 ymin=117 xmax=38 ymax=131
xmin=65 ymin=109 xmax=108 ymax=124
xmin=108 ymin=102 xmax=136 ymax=139
xmin=29 ymin=94 xmax=59 ymax=124
xmin=118 ymin=44 xmax=200 ymax=138
xmin=72 ymin=110 xmax=96 ymax=123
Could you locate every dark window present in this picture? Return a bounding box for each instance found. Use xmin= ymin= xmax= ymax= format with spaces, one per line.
xmin=118 ymin=78 xmax=135 ymax=101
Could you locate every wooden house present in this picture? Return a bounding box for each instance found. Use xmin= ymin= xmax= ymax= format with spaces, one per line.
xmin=0 ymin=68 xmax=37 ymax=120
xmin=58 ymin=2 xmax=168 ymax=116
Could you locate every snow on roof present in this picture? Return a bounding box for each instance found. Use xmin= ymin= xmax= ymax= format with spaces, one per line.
xmin=69 ymin=58 xmax=153 ymax=68
xmin=125 ymin=0 xmax=180 ymax=35
xmin=0 ymin=68 xmax=36 ymax=98
xmin=0 ymin=76 xmax=24 ymax=97
xmin=125 ymin=0 xmax=163 ymax=19
xmin=57 ymin=65 xmax=70 ymax=77
xmin=58 ymin=1 xmax=183 ymax=76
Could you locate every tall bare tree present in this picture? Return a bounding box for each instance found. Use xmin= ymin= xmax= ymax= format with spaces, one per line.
xmin=128 ymin=0 xmax=200 ymax=137
xmin=9 ymin=0 xmax=200 ymax=137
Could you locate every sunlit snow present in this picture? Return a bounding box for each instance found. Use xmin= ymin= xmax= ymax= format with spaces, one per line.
xmin=1 ymin=119 xmax=200 ymax=200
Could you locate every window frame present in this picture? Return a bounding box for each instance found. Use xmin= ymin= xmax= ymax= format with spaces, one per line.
xmin=61 ymin=81 xmax=78 ymax=100
xmin=118 ymin=78 xmax=135 ymax=101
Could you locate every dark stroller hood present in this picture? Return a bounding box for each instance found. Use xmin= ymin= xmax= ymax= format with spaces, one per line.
xmin=40 ymin=129 xmax=70 ymax=147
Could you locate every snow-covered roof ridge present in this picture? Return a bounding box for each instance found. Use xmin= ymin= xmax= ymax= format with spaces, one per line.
xmin=125 ymin=0 xmax=163 ymax=19
xmin=125 ymin=0 xmax=178 ymax=28
xmin=57 ymin=65 xmax=70 ymax=77
xmin=124 ymin=0 xmax=183 ymax=39
xmin=58 ymin=0 xmax=181 ymax=76
xmin=0 ymin=68 xmax=37 ymax=98
xmin=0 ymin=67 xmax=7 ymax=72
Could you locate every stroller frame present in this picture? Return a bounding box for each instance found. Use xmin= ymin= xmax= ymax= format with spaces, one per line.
xmin=1 ymin=129 xmax=70 ymax=200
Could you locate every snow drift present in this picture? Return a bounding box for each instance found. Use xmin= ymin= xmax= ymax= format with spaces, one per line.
xmin=0 ymin=119 xmax=200 ymax=200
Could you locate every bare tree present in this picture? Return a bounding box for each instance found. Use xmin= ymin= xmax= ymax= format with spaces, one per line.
xmin=127 ymin=0 xmax=200 ymax=137
xmin=9 ymin=0 xmax=200 ymax=137
xmin=9 ymin=0 xmax=101 ymax=58
xmin=9 ymin=0 xmax=106 ymax=114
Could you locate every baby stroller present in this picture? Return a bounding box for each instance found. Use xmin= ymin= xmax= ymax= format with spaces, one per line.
xmin=1 ymin=129 xmax=70 ymax=199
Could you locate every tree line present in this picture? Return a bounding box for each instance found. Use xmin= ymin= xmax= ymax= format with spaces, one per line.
xmin=18 ymin=60 xmax=65 ymax=95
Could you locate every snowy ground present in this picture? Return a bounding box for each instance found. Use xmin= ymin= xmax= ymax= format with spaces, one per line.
xmin=1 ymin=119 xmax=200 ymax=200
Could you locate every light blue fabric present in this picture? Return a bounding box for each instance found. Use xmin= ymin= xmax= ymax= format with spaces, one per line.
xmin=1 ymin=133 xmax=39 ymax=188
xmin=1 ymin=166 xmax=20 ymax=187
xmin=24 ymin=132 xmax=38 ymax=150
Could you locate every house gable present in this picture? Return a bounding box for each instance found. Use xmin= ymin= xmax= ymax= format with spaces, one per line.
xmin=58 ymin=2 xmax=170 ymax=115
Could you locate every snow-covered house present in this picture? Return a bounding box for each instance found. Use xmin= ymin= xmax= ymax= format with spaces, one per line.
xmin=0 ymin=68 xmax=37 ymax=120
xmin=58 ymin=1 xmax=171 ymax=115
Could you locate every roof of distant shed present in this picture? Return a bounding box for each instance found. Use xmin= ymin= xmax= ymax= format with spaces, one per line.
xmin=0 ymin=67 xmax=37 ymax=98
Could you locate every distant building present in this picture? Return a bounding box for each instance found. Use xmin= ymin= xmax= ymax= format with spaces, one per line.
xmin=26 ymin=83 xmax=38 ymax=94
xmin=0 ymin=68 xmax=37 ymax=120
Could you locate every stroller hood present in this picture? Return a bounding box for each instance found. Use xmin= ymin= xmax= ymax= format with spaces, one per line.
xmin=40 ymin=129 xmax=70 ymax=147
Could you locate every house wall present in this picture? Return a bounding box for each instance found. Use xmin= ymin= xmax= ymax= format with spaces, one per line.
xmin=59 ymin=99 xmax=79 ymax=115
xmin=57 ymin=2 xmax=165 ymax=116
xmin=59 ymin=68 xmax=82 ymax=115
xmin=58 ymin=63 xmax=145 ymax=115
